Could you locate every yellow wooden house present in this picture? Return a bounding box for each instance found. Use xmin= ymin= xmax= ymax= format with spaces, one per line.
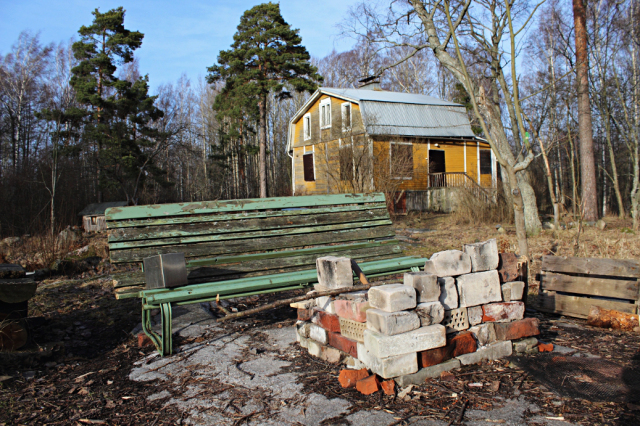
xmin=286 ymin=83 xmax=497 ymax=212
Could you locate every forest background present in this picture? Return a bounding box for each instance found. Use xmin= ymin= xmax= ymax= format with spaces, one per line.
xmin=0 ymin=0 xmax=638 ymax=239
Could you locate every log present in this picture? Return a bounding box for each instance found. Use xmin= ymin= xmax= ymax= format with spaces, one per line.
xmin=587 ymin=305 xmax=640 ymax=331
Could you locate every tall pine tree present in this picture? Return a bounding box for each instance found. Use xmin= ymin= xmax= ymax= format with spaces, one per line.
xmin=207 ymin=2 xmax=322 ymax=198
xmin=70 ymin=7 xmax=168 ymax=204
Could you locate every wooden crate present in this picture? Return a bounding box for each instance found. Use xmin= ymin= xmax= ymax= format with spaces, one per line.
xmin=538 ymin=256 xmax=640 ymax=319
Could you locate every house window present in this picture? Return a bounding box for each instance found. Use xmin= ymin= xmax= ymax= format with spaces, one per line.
xmin=480 ymin=149 xmax=492 ymax=174
xmin=341 ymin=102 xmax=351 ymax=132
xmin=303 ymin=113 xmax=311 ymax=140
xmin=320 ymin=98 xmax=331 ymax=129
xmin=339 ymin=140 xmax=354 ymax=181
xmin=303 ymin=152 xmax=315 ymax=182
xmin=390 ymin=142 xmax=413 ymax=179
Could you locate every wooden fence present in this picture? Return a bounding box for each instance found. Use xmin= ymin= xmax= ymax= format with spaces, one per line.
xmin=538 ymin=255 xmax=640 ymax=318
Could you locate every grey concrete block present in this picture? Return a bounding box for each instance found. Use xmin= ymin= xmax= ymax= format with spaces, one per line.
xmin=366 ymin=309 xmax=420 ymax=336
xmin=309 ymin=324 xmax=328 ymax=345
xmin=438 ymin=276 xmax=459 ymax=309
xmin=316 ymin=256 xmax=353 ymax=289
xmin=368 ymin=284 xmax=417 ymax=312
xmin=502 ymin=281 xmax=525 ymax=302
xmin=456 ymin=270 xmax=502 ymax=307
xmin=394 ymin=359 xmax=461 ymax=387
xmin=343 ymin=355 xmax=367 ymax=370
xmin=363 ymin=325 xmax=446 ymax=359
xmin=469 ymin=323 xmax=497 ymax=346
xmin=299 ymin=335 xmax=310 ymax=349
xmin=415 ymin=302 xmax=444 ymax=326
xmin=513 ymin=337 xmax=538 ymax=353
xmin=467 ymin=306 xmax=483 ymax=326
xmin=296 ymin=321 xmax=311 ymax=338
xmin=315 ymin=295 xmax=336 ymax=314
xmin=456 ymin=340 xmax=512 ymax=365
xmin=463 ymin=239 xmax=499 ymax=272
xmin=404 ymin=272 xmax=440 ymax=303
xmin=424 ymin=250 xmax=472 ymax=277
xmin=357 ymin=342 xmax=418 ymax=379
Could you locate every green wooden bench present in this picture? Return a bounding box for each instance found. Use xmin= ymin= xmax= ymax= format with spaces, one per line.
xmin=106 ymin=193 xmax=427 ymax=356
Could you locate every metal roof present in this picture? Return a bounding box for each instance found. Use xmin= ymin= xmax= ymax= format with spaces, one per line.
xmin=79 ymin=201 xmax=128 ymax=216
xmin=320 ymin=87 xmax=462 ymax=107
xmin=360 ymin=101 xmax=475 ymax=138
xmin=286 ymin=87 xmax=476 ymax=152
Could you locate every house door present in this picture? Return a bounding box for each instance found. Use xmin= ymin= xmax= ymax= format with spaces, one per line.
xmin=428 ymin=150 xmax=446 ymax=187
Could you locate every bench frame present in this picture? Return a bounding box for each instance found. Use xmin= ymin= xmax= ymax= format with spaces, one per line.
xmin=106 ymin=193 xmax=426 ymax=356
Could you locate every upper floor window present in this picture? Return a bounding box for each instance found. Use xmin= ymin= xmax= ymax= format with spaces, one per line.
xmin=341 ymin=102 xmax=351 ymax=132
xmin=303 ymin=113 xmax=311 ymax=140
xmin=320 ymin=98 xmax=331 ymax=129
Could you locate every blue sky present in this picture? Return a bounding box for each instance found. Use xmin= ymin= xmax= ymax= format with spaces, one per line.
xmin=0 ymin=0 xmax=359 ymax=92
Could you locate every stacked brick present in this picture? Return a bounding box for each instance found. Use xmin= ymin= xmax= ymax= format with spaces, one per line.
xmin=294 ymin=241 xmax=540 ymax=387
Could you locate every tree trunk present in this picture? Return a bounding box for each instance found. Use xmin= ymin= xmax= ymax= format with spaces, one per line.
xmin=573 ymin=0 xmax=598 ymax=221
xmin=258 ymin=96 xmax=268 ymax=198
xmin=603 ymin=118 xmax=625 ymax=218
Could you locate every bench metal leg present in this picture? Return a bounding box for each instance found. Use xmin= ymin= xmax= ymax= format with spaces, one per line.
xmin=141 ymin=302 xmax=173 ymax=356
xmin=160 ymin=302 xmax=173 ymax=356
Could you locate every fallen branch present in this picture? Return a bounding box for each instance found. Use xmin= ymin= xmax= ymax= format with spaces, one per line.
xmin=217 ymin=260 xmax=398 ymax=322
xmin=447 ymin=400 xmax=468 ymax=426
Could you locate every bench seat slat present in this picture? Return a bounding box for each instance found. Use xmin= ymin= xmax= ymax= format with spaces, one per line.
xmin=142 ymin=257 xmax=426 ymax=305
xmin=109 ymin=209 xmax=389 ymax=243
xmin=106 ymin=193 xmax=386 ymax=221
xmin=107 ymin=203 xmax=387 ymax=230
xmin=109 ymin=218 xmax=392 ymax=250
xmin=110 ymin=225 xmax=396 ymax=264
xmin=113 ymin=242 xmax=402 ymax=288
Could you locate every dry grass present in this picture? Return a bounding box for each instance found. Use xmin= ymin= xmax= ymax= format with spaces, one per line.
xmin=450 ymin=187 xmax=512 ymax=226
xmin=395 ymin=213 xmax=640 ymax=288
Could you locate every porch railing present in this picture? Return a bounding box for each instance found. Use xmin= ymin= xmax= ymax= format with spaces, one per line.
xmin=428 ymin=172 xmax=495 ymax=203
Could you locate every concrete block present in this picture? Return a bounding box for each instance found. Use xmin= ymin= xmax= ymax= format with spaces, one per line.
xmin=513 ymin=337 xmax=539 ymax=353
xmin=438 ymin=277 xmax=459 ymax=309
xmin=395 ymin=359 xmax=461 ymax=387
xmin=468 ymin=306 xmax=483 ymax=326
xmin=343 ymin=355 xmax=367 ymax=370
xmin=315 ymin=296 xmax=336 ymax=314
xmin=357 ymin=342 xmax=418 ymax=379
xmin=424 ymin=250 xmax=472 ymax=277
xmin=456 ymin=340 xmax=512 ymax=365
xmin=463 ymin=239 xmax=499 ymax=272
xmin=296 ymin=321 xmax=311 ymax=339
xmin=363 ymin=325 xmax=446 ymax=359
xmin=502 ymin=281 xmax=525 ymax=302
xmin=309 ymin=324 xmax=328 ymax=345
xmin=482 ymin=302 xmax=525 ymax=322
xmin=339 ymin=290 xmax=368 ymax=301
xmin=308 ymin=338 xmax=322 ymax=357
xmin=316 ymin=256 xmax=353 ymax=289
xmin=456 ymin=270 xmax=502 ymax=307
xmin=415 ymin=302 xmax=444 ymax=326
xmin=404 ymin=272 xmax=440 ymax=303
xmin=299 ymin=335 xmax=310 ymax=349
xmin=366 ymin=309 xmax=420 ymax=335
xmin=307 ymin=339 xmax=344 ymax=364
xmin=468 ymin=323 xmax=497 ymax=346
xmin=368 ymin=284 xmax=416 ymax=312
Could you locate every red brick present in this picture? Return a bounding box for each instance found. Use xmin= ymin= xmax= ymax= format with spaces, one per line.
xmin=497 ymin=253 xmax=519 ymax=283
xmin=356 ymin=374 xmax=380 ymax=395
xmin=298 ymin=308 xmax=312 ymax=321
xmin=334 ymin=299 xmax=369 ymax=322
xmin=418 ymin=332 xmax=477 ymax=368
xmin=494 ymin=318 xmax=540 ymax=341
xmin=482 ymin=302 xmax=525 ymax=322
xmin=314 ymin=309 xmax=341 ymax=332
xmin=338 ymin=368 xmax=369 ymax=388
xmin=327 ymin=331 xmax=358 ymax=358
xmin=538 ymin=342 xmax=553 ymax=352
xmin=381 ymin=379 xmax=395 ymax=395
xmin=137 ymin=333 xmax=153 ymax=348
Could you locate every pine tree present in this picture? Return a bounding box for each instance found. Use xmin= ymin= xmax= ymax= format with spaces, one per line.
xmin=207 ymin=2 xmax=322 ymax=198
xmin=70 ymin=7 xmax=169 ymax=204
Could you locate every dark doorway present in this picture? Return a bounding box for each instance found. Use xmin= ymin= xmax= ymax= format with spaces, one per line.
xmin=428 ymin=150 xmax=446 ymax=187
